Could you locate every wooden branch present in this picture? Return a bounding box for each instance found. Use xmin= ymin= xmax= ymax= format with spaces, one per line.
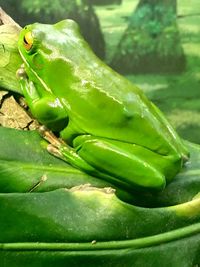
xmin=0 ymin=7 xmax=21 ymax=28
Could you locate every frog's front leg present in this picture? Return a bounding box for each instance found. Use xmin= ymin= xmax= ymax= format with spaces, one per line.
xmin=17 ymin=67 xmax=68 ymax=131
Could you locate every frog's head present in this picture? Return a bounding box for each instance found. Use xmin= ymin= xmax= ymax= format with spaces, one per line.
xmin=18 ymin=20 xmax=86 ymax=90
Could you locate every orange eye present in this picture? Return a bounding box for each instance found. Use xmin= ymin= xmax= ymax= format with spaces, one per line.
xmin=23 ymin=31 xmax=33 ymax=50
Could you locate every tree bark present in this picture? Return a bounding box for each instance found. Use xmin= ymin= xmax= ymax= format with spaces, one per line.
xmin=110 ymin=0 xmax=185 ymax=74
xmin=75 ymin=0 xmax=105 ymax=59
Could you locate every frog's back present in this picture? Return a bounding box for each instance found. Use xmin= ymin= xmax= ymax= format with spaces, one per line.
xmin=55 ymin=58 xmax=183 ymax=157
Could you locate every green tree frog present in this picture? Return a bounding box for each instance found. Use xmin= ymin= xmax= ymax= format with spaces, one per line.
xmin=17 ymin=19 xmax=189 ymax=192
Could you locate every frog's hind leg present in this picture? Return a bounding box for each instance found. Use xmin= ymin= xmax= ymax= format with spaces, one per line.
xmin=73 ymin=135 xmax=168 ymax=191
xmin=40 ymin=130 xmax=180 ymax=191
xmin=39 ymin=127 xmax=99 ymax=174
xmin=39 ymin=127 xmax=138 ymax=201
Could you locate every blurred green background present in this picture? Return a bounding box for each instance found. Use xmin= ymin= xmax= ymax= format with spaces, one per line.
xmin=1 ymin=0 xmax=200 ymax=143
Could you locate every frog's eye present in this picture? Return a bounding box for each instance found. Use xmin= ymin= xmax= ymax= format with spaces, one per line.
xmin=23 ymin=31 xmax=33 ymax=51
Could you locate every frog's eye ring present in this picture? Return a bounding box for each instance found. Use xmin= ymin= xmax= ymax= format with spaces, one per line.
xmin=23 ymin=31 xmax=33 ymax=51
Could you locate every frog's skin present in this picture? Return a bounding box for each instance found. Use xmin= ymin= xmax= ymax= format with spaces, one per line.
xmin=17 ymin=20 xmax=189 ymax=192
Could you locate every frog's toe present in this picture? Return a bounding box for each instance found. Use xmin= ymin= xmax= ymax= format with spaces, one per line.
xmin=16 ymin=63 xmax=27 ymax=79
xmin=38 ymin=125 xmax=63 ymax=147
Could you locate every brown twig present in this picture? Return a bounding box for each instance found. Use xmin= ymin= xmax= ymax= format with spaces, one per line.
xmin=0 ymin=7 xmax=21 ymax=28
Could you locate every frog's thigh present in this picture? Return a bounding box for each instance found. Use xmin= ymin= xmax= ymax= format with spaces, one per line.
xmin=73 ymin=135 xmax=165 ymax=190
xmin=19 ymin=78 xmax=67 ymax=130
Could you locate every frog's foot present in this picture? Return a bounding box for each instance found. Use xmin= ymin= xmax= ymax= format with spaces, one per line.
xmin=38 ymin=125 xmax=65 ymax=159
xmin=38 ymin=126 xmax=98 ymax=173
xmin=39 ymin=125 xmax=64 ymax=147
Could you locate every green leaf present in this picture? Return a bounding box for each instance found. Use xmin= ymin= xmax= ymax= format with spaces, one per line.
xmin=0 ymin=127 xmax=132 ymax=201
xmin=1 ymin=186 xmax=200 ymax=242
xmin=1 ymin=127 xmax=200 ymax=266
xmin=1 ymin=126 xmax=200 ymax=204
xmin=1 ymin=232 xmax=200 ymax=267
xmin=0 ymin=25 xmax=22 ymax=93
xmin=0 ymin=186 xmax=200 ymax=266
xmin=0 ymin=127 xmax=109 ymax=192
